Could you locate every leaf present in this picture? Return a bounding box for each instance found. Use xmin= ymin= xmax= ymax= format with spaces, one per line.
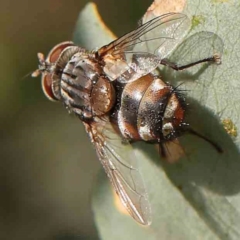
xmin=74 ymin=1 xmax=240 ymax=240
xmin=73 ymin=2 xmax=116 ymax=49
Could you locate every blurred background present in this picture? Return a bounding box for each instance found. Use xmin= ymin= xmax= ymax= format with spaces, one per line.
xmin=0 ymin=0 xmax=151 ymax=239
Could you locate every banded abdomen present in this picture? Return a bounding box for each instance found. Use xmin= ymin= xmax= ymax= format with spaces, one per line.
xmin=116 ymin=74 xmax=186 ymax=143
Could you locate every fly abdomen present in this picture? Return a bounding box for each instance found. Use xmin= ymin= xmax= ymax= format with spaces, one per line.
xmin=117 ymin=74 xmax=153 ymax=140
xmin=117 ymin=74 xmax=185 ymax=142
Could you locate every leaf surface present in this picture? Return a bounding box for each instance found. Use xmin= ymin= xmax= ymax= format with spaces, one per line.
xmin=74 ymin=2 xmax=240 ymax=239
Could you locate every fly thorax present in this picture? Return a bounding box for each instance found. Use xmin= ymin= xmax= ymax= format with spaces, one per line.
xmin=52 ymin=47 xmax=115 ymax=121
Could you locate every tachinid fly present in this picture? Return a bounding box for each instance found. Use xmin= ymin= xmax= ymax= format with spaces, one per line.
xmin=32 ymin=13 xmax=223 ymax=225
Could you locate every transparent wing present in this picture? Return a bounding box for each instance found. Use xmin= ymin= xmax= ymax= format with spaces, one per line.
xmin=83 ymin=119 xmax=151 ymax=225
xmin=98 ymin=13 xmax=190 ymax=82
xmin=166 ymin=31 xmax=223 ymax=67
xmin=161 ymin=31 xmax=224 ymax=102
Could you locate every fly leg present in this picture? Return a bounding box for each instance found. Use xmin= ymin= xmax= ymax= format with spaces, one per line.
xmin=161 ymin=54 xmax=221 ymax=71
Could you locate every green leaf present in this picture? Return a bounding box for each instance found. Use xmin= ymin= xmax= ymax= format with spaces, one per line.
xmin=74 ymin=1 xmax=240 ymax=239
xmin=73 ymin=2 xmax=116 ymax=49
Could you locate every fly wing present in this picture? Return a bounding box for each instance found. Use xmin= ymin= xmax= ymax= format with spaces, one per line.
xmin=98 ymin=13 xmax=190 ymax=82
xmin=166 ymin=31 xmax=223 ymax=67
xmin=83 ymin=119 xmax=151 ymax=225
xmin=161 ymin=31 xmax=224 ymax=102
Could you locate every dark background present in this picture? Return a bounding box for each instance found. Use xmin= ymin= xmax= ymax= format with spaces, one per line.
xmin=0 ymin=0 xmax=151 ymax=239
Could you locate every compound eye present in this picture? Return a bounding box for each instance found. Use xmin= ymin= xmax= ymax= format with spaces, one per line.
xmin=41 ymin=41 xmax=74 ymax=101
xmin=47 ymin=41 xmax=74 ymax=63
xmin=41 ymin=73 xmax=58 ymax=101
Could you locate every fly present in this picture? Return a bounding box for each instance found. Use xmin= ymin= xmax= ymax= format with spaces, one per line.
xmin=32 ymin=13 xmax=223 ymax=225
